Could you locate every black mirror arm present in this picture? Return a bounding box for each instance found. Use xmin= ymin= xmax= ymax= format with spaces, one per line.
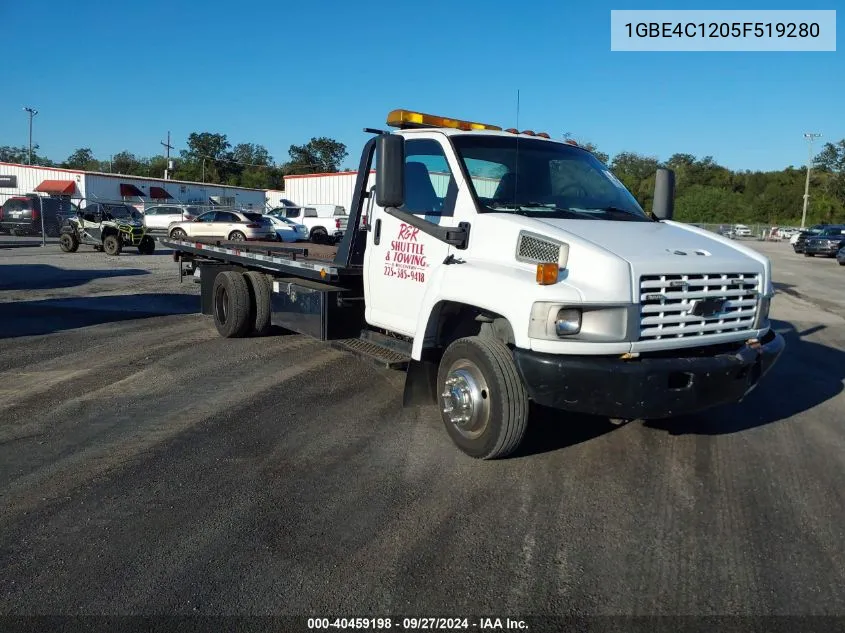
xmin=385 ymin=207 xmax=470 ymax=249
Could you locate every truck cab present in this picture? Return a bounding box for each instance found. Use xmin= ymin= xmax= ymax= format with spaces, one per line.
xmin=167 ymin=108 xmax=785 ymax=460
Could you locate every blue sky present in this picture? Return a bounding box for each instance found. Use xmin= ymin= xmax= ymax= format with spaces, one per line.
xmin=1 ymin=0 xmax=841 ymax=172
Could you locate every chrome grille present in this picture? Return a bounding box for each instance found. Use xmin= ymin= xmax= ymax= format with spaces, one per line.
xmin=639 ymin=273 xmax=760 ymax=341
xmin=516 ymin=233 xmax=560 ymax=263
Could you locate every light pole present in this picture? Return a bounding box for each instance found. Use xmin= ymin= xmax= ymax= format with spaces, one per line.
xmin=23 ymin=107 xmax=38 ymax=165
xmin=801 ymin=132 xmax=821 ymax=229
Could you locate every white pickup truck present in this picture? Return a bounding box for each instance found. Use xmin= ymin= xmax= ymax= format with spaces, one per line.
xmin=270 ymin=204 xmax=347 ymax=244
xmin=164 ymin=109 xmax=785 ymax=460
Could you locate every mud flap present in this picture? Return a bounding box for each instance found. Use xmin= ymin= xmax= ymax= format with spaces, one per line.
xmin=403 ymin=359 xmax=438 ymax=407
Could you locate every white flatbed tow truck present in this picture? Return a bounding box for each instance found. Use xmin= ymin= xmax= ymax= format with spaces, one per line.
xmin=161 ymin=109 xmax=785 ymax=459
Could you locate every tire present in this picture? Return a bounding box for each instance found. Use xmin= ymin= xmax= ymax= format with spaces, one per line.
xmin=137 ymin=235 xmax=155 ymax=255
xmin=228 ymin=231 xmax=246 ymax=242
xmin=839 ymin=261 xmax=845 ymax=266
xmin=437 ymin=336 xmax=529 ymax=460
xmin=103 ymin=234 xmax=122 ymax=256
xmin=804 ymin=252 xmax=813 ymax=257
xmin=244 ymin=271 xmax=273 ymax=336
xmin=170 ymin=228 xmax=187 ymax=240
xmin=212 ymin=271 xmax=254 ymax=338
xmin=310 ymin=227 xmax=328 ymax=244
xmin=59 ymin=232 xmax=79 ymax=253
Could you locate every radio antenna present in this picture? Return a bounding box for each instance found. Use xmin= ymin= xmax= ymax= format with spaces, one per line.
xmin=513 ymin=89 xmax=520 ymax=205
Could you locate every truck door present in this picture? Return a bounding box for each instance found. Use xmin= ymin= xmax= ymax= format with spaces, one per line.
xmin=364 ymin=136 xmax=459 ymax=337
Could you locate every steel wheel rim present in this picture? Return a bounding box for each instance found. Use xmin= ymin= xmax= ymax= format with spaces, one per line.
xmin=441 ymin=359 xmax=491 ymax=440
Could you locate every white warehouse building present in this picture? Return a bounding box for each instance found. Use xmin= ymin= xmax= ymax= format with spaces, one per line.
xmin=0 ymin=162 xmax=267 ymax=210
xmin=270 ymin=171 xmax=501 ymax=211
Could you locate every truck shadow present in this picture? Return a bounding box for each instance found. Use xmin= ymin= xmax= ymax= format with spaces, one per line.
xmin=0 ymin=293 xmax=200 ymax=338
xmin=644 ymin=319 xmax=844 ymax=435
xmin=515 ymin=318 xmax=844 ymax=454
xmin=0 ymin=264 xmax=149 ymax=291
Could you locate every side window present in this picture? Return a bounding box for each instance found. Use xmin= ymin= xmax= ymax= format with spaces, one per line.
xmin=285 ymin=208 xmax=301 ymax=219
xmin=196 ymin=212 xmax=217 ymax=222
xmin=402 ymin=139 xmax=456 ymax=218
xmin=304 ymin=209 xmax=318 ymax=218
xmin=217 ymin=212 xmax=239 ymax=222
xmin=145 ymin=207 xmax=159 ymax=216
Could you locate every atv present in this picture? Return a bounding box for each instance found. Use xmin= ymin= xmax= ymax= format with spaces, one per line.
xmin=59 ymin=202 xmax=155 ymax=256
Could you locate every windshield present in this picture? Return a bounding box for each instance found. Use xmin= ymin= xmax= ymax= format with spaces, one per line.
xmin=451 ymin=135 xmax=649 ymax=221
xmin=105 ymin=205 xmax=138 ymax=220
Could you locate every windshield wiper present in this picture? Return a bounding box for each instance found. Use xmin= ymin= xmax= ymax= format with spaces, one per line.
xmin=579 ymin=206 xmax=651 ymax=221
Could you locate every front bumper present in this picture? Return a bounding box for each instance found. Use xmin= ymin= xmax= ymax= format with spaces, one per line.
xmin=512 ymin=329 xmax=786 ymax=420
xmin=804 ymin=243 xmax=840 ymax=256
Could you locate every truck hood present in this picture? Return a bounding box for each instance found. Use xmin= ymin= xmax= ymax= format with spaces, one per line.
xmin=528 ymin=217 xmax=767 ymax=277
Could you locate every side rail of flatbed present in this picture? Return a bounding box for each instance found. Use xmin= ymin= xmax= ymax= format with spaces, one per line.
xmin=160 ymin=237 xmax=345 ymax=283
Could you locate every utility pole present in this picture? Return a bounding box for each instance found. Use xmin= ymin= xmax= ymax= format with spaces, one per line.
xmin=23 ymin=107 xmax=38 ymax=165
xmin=801 ymin=132 xmax=821 ymax=229
xmin=161 ymin=131 xmax=174 ymax=180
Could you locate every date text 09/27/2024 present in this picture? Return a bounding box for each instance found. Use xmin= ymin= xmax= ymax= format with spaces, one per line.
xmin=306 ymin=617 xmax=528 ymax=630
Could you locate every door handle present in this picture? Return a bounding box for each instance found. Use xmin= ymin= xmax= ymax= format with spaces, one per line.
xmin=374 ymin=218 xmax=382 ymax=245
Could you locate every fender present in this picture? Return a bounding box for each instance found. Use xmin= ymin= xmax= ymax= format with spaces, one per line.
xmin=410 ymin=258 xmax=583 ymax=359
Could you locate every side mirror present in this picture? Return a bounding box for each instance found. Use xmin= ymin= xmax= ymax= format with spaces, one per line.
xmin=652 ymin=168 xmax=675 ymax=221
xmin=376 ymin=134 xmax=405 ymax=208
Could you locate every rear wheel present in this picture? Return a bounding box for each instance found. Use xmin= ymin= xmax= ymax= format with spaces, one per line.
xmin=59 ymin=232 xmax=79 ymax=253
xmin=212 ymin=271 xmax=254 ymax=338
xmin=103 ymin=234 xmax=122 ymax=256
xmin=437 ymin=336 xmax=529 ymax=460
xmin=804 ymin=252 xmax=813 ymax=257
xmin=244 ymin=271 xmax=273 ymax=336
xmin=228 ymin=231 xmax=246 ymax=241
xmin=310 ymin=227 xmax=328 ymax=244
xmin=137 ymin=235 xmax=155 ymax=255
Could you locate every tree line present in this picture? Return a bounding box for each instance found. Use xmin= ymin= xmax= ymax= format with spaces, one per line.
xmin=0 ymin=133 xmax=349 ymax=191
xmin=2 ymin=134 xmax=844 ymax=226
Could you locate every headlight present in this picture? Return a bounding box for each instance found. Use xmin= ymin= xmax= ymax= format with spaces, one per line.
xmin=529 ymin=302 xmax=632 ymax=342
xmin=554 ymin=309 xmax=581 ymax=335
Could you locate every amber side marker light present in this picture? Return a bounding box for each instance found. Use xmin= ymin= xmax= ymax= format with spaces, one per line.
xmin=536 ymin=263 xmax=559 ymax=285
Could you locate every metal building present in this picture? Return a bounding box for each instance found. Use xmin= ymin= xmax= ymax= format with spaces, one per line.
xmin=0 ymin=162 xmax=267 ymax=210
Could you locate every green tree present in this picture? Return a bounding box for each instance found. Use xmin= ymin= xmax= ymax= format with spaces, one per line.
xmin=111 ymin=151 xmax=142 ymax=175
xmin=0 ymin=144 xmax=55 ymax=166
xmin=286 ymin=137 xmax=347 ymax=175
xmin=63 ymin=148 xmax=100 ymax=170
xmin=581 ymin=142 xmax=609 ymax=165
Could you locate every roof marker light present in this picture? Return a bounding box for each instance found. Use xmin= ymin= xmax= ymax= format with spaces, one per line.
xmin=386 ymin=109 xmax=502 ymax=131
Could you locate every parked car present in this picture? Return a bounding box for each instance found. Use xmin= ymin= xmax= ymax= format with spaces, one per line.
xmin=167 ymin=210 xmax=276 ymax=242
xmin=269 ymin=205 xmax=345 ymax=244
xmin=142 ymin=204 xmax=203 ymax=232
xmin=733 ymin=224 xmax=752 ymax=238
xmin=837 ymin=246 xmax=845 ymax=266
xmin=803 ymin=225 xmax=845 ymax=258
xmin=0 ymin=194 xmax=76 ymax=237
xmin=264 ymin=214 xmax=309 ymax=242
xmin=793 ymin=224 xmax=828 ymax=253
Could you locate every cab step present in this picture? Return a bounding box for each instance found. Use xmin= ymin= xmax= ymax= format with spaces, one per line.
xmin=330 ymin=332 xmax=411 ymax=369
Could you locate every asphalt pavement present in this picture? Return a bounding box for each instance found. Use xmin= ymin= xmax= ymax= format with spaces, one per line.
xmin=1 ymin=237 xmax=844 ymax=625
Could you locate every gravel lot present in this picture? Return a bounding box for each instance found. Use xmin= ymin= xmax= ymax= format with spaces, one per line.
xmin=1 ymin=235 xmax=844 ymax=621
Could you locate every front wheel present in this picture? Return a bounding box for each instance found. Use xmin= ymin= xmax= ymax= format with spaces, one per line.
xmin=170 ymin=228 xmax=187 ymax=240
xmin=437 ymin=336 xmax=529 ymax=460
xmin=103 ymin=234 xmax=123 ymax=256
xmin=137 ymin=235 xmax=155 ymax=255
xmin=59 ymin=232 xmax=79 ymax=253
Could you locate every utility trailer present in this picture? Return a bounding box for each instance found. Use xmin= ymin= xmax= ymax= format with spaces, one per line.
xmin=162 ymin=108 xmax=785 ymax=460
